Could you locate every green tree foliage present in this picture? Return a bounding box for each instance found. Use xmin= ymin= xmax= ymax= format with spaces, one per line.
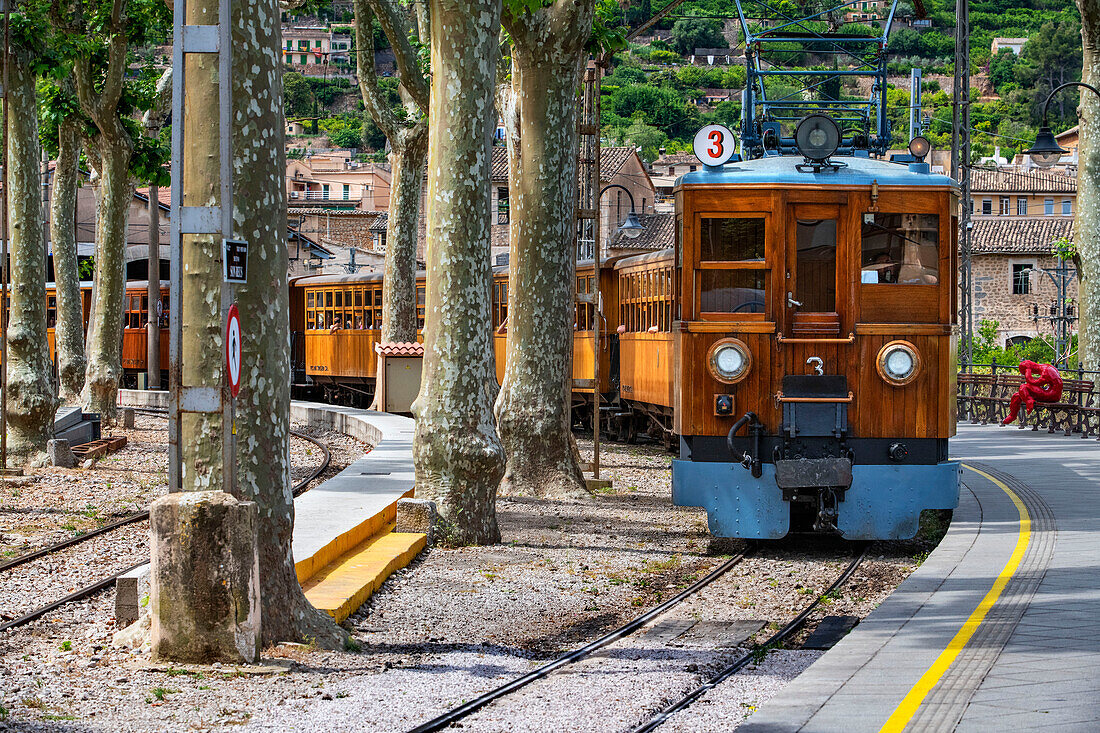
xmin=669 ymin=17 xmax=726 ymax=55
xmin=284 ymin=72 xmax=315 ymax=118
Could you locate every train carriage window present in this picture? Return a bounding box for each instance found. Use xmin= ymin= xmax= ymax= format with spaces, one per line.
xmin=47 ymin=296 xmax=57 ymax=329
xmin=697 ymin=216 xmax=767 ymax=316
xmin=417 ymin=286 xmax=426 ymax=329
xmin=700 ymin=218 xmax=765 ymax=262
xmin=860 ymin=213 xmax=939 ymax=285
xmin=373 ymin=287 xmax=382 ymax=328
xmin=159 ymin=294 xmax=169 ymax=328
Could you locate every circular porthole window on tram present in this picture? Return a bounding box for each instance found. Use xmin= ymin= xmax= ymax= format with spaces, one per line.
xmin=876 ymin=341 xmax=922 ymax=387
xmin=707 ymin=338 xmax=752 ymax=385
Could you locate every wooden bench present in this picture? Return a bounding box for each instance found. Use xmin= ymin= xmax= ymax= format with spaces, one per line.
xmin=1027 ymin=379 xmax=1097 ymax=436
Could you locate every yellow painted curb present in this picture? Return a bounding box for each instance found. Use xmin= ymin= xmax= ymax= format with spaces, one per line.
xmin=294 ymin=487 xmax=415 ymax=584
xmin=302 ymin=528 xmax=427 ymax=623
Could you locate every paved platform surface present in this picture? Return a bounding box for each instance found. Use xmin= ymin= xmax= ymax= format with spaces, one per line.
xmin=741 ymin=422 xmax=1099 ymax=732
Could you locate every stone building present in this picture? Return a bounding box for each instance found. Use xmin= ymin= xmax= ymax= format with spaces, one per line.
xmin=969 ymin=168 xmax=1077 ymax=348
xmin=489 ymin=146 xmax=656 ymax=262
xmin=287 ymin=151 xmax=392 ymax=212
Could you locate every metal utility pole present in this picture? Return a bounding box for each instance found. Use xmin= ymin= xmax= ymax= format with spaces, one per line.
xmin=909 ymin=67 xmax=922 ymax=142
xmin=952 ymin=0 xmax=972 ymax=368
xmin=147 ymin=186 xmax=160 ymax=388
xmin=1 ymin=0 xmax=10 ymax=472
xmin=168 ymin=0 xmax=236 ymax=495
xmin=576 ymin=64 xmax=603 ymax=483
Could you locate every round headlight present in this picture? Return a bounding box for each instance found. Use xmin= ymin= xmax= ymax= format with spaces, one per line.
xmin=876 ymin=341 xmax=921 ymax=386
xmin=707 ymin=338 xmax=752 ymax=385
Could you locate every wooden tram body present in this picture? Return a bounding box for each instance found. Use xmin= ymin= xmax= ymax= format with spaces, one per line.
xmin=669 ymin=155 xmax=960 ymax=539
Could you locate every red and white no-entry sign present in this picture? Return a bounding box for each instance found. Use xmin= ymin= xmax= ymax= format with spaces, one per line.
xmin=226 ymin=304 xmax=242 ymax=398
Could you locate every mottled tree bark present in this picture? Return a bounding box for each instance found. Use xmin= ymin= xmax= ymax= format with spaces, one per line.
xmin=1077 ymin=0 xmax=1100 ymax=368
xmin=353 ymin=0 xmax=428 ymax=344
xmin=494 ymin=1 xmax=593 ymax=498
xmin=411 ymin=0 xmax=505 ymax=545
xmin=73 ymin=10 xmax=133 ymax=419
xmin=232 ymin=0 xmax=346 ymax=647
xmin=5 ymin=50 xmax=59 ymax=462
xmin=51 ymin=121 xmax=86 ymax=404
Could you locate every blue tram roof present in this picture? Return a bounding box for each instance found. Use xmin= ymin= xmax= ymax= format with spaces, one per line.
xmin=676 ymin=155 xmax=958 ymax=190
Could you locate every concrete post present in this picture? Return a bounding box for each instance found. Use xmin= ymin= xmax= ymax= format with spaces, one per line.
xmin=150 ymin=490 xmax=261 ymax=663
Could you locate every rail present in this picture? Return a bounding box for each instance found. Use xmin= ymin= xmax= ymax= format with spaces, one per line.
xmin=776 ymin=333 xmax=856 ymax=344
xmin=775 ymin=391 xmax=854 ymax=404
xmin=0 ymin=419 xmax=331 ymax=633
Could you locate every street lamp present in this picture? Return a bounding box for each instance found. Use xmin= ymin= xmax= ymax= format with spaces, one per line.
xmin=1025 ymin=81 xmax=1100 ymax=169
xmin=600 ymin=184 xmax=646 ymax=240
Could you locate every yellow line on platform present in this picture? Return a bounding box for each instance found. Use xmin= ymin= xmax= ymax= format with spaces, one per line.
xmin=878 ymin=464 xmax=1031 ymax=732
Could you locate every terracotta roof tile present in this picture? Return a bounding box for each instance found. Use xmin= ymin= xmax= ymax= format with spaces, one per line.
xmin=491 ymin=146 xmax=638 ymax=182
xmin=375 ymin=341 xmax=425 ymax=357
xmin=652 ymin=152 xmax=700 ymax=168
xmin=970 ymin=168 xmax=1076 ymax=194
xmin=609 ymin=212 xmax=674 ymax=251
xmin=971 ymin=217 xmax=1074 ymax=254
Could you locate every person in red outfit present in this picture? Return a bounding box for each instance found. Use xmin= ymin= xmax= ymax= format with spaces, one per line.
xmin=1002 ymin=360 xmax=1063 ymax=425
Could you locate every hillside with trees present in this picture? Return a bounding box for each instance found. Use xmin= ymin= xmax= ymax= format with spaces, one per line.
xmin=600 ymin=0 xmax=1083 ymax=162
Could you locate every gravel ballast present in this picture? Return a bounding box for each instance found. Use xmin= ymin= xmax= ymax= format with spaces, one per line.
xmin=0 ymin=435 xmax=943 ymax=732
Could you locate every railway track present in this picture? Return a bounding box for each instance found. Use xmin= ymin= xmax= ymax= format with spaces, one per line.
xmin=0 ymin=421 xmax=331 ymax=634
xmin=410 ymin=544 xmax=868 ymax=733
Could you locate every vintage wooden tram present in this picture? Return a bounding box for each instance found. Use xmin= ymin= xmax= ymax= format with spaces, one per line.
xmin=286 ymin=125 xmax=960 ymax=540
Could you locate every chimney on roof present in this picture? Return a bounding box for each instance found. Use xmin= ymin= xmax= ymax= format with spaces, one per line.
xmin=659 ymin=147 xmax=666 ymax=156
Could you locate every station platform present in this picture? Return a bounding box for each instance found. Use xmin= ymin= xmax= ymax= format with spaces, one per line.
xmin=741 ymin=422 xmax=1099 ymax=732
xmin=116 ymin=391 xmax=424 ymax=623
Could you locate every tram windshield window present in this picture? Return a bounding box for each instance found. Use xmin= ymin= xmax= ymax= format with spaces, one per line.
xmin=699 ymin=218 xmax=765 ymax=262
xmin=700 ymin=270 xmax=766 ymax=314
xmin=860 ymin=213 xmax=939 ymax=285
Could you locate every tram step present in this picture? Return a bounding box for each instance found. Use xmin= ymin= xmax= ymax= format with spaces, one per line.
xmin=302 ymin=524 xmax=426 ymax=624
xmin=573 ymin=379 xmax=596 ymax=390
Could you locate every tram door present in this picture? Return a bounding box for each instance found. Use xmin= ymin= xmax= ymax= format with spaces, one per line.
xmin=786 ymin=203 xmax=841 ymax=339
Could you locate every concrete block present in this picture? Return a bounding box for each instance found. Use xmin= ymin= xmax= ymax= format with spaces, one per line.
xmin=150 ymin=490 xmax=260 ymax=664
xmin=115 ymin=563 xmax=151 ymax=628
xmin=47 ymin=439 xmax=77 ymax=468
xmin=396 ymin=498 xmax=440 ymax=544
xmin=122 ymin=408 xmax=135 ymax=428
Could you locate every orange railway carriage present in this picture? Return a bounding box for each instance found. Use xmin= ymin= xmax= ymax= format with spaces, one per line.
xmin=669 ymin=154 xmax=960 ymax=539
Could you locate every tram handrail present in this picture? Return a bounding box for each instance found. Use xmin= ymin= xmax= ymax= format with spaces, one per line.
xmin=774 ymin=391 xmax=855 ymax=404
xmin=776 ymin=333 xmax=856 ymax=344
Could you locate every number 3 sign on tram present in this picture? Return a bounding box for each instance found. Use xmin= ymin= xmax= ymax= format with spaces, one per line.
xmin=693 ymin=124 xmax=736 ymax=167
xmin=226 ymin=304 xmax=242 ymax=398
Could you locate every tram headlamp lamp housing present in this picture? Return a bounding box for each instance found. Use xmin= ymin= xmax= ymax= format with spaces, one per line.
xmin=876 ymin=341 xmax=921 ymax=387
xmin=707 ymin=338 xmax=752 ymax=385
xmin=908 ymin=135 xmax=931 ymax=161
xmin=795 ymin=114 xmax=841 ymax=162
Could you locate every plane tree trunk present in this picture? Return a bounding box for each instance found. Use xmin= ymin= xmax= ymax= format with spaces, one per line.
xmin=232 ymin=0 xmax=346 ymax=647
xmin=353 ymin=0 xmax=429 ymax=344
xmin=412 ymin=0 xmax=506 ymax=545
xmin=5 ymin=48 xmax=59 ymax=462
xmin=494 ymin=0 xmax=594 ymax=498
xmin=73 ymin=16 xmax=133 ymax=420
xmin=1077 ymin=0 xmax=1100 ymax=368
xmin=52 ymin=120 xmax=86 ymax=404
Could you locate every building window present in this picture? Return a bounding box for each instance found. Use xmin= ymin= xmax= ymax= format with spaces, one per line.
xmin=1000 ymin=197 xmax=1010 ymax=215
xmin=1012 ymin=263 xmax=1033 ymax=295
xmin=343 ymin=184 xmax=350 ymax=200
xmin=668 ymin=166 xmax=675 ymax=175
xmin=1045 ymin=198 xmax=1054 ymax=215
xmin=981 ymin=198 xmax=992 ymax=215
xmin=497 ymin=187 xmax=509 ymax=225
xmin=1017 ymin=197 xmax=1027 ymax=216
xmin=299 ymin=54 xmax=307 ymax=64
xmin=322 ymin=184 xmax=329 ymax=200
xmin=1063 ymin=198 xmax=1072 ymax=215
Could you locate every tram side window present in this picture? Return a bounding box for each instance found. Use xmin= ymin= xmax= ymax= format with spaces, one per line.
xmin=619 ymin=267 xmax=673 ymax=331
xmin=860 ymin=213 xmax=939 ymax=285
xmin=698 ymin=217 xmax=767 ymax=315
xmin=417 ymin=286 xmax=426 ymax=330
xmin=47 ymin=296 xmax=57 ymax=329
xmin=492 ymin=280 xmax=508 ymax=330
xmin=373 ymin=287 xmax=382 ymax=329
xmin=159 ymin=294 xmax=169 ymax=327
